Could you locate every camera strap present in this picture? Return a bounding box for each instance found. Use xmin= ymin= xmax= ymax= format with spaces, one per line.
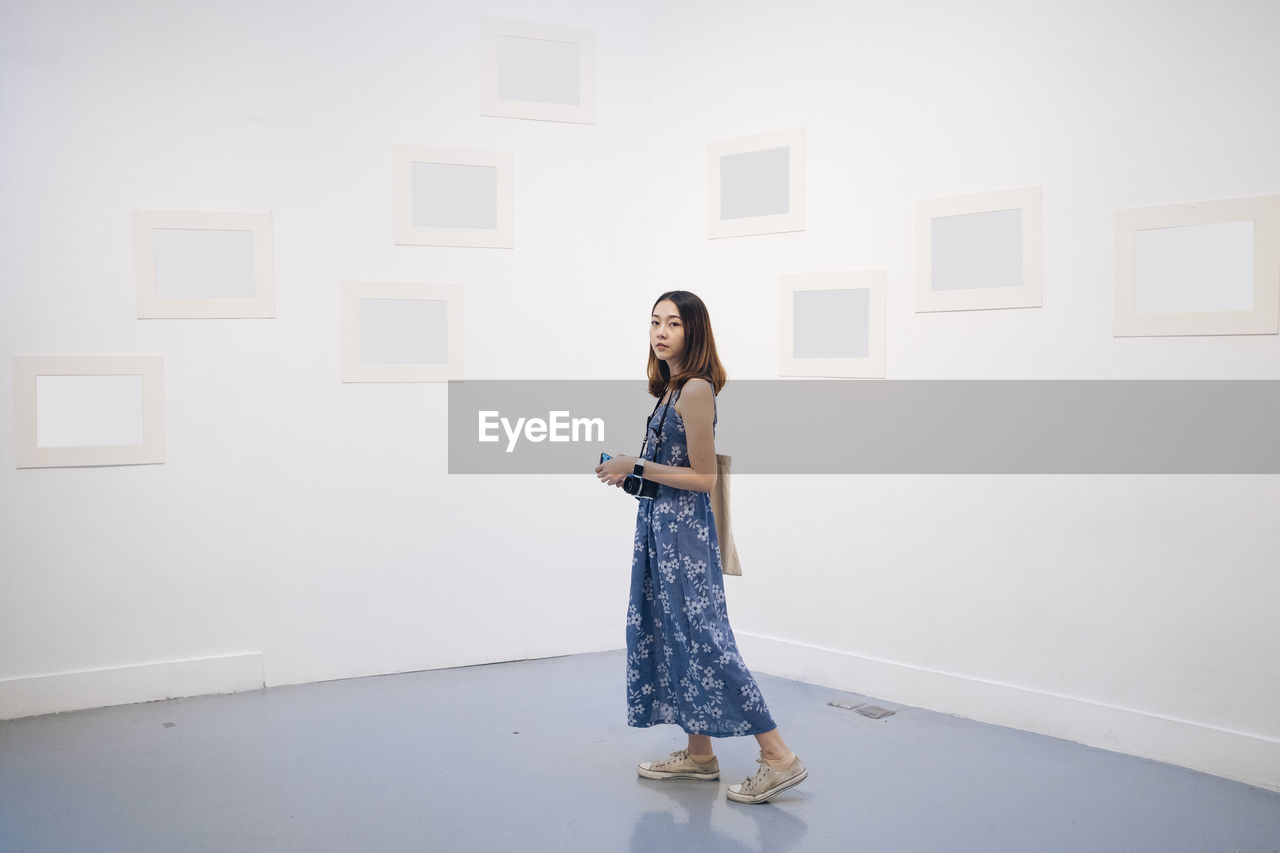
xmin=639 ymin=386 xmax=680 ymax=461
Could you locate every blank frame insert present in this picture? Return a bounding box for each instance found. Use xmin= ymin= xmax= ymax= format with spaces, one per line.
xmin=779 ymin=271 xmax=886 ymax=378
xmin=709 ymin=129 xmax=805 ymax=239
xmin=342 ymin=282 xmax=464 ymax=382
xmin=481 ymin=18 xmax=596 ymax=124
xmin=395 ymin=146 xmax=513 ymax=248
xmin=1115 ymin=195 xmax=1280 ymax=336
xmin=134 ymin=210 xmax=275 ymax=318
xmin=37 ymin=376 xmax=144 ymax=447
xmin=916 ymin=187 xmax=1042 ymax=312
xmin=721 ymin=148 xmax=791 ymax=220
xmin=13 ymin=356 xmax=165 ymax=468
xmin=411 ymin=163 xmax=498 ymax=229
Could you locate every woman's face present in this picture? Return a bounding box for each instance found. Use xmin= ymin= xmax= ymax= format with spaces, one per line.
xmin=650 ymin=300 xmax=685 ymax=368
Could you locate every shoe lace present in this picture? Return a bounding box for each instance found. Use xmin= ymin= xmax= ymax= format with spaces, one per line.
xmin=657 ymin=749 xmax=690 ymax=768
xmin=739 ymin=756 xmax=771 ymax=791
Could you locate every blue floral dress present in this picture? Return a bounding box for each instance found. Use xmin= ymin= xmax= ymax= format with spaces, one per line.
xmin=625 ymin=388 xmax=777 ymax=737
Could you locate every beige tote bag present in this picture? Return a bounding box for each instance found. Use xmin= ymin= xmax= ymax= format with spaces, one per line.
xmin=711 ymin=453 xmax=741 ymax=576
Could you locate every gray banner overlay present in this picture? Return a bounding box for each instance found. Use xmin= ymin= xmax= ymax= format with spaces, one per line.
xmin=447 ymin=380 xmax=1280 ymax=474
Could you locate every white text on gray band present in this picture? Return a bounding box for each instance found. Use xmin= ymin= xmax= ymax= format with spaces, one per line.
xmin=478 ymin=410 xmax=606 ymax=453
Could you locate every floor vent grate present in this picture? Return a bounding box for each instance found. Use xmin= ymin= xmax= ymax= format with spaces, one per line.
xmin=856 ymin=705 xmax=895 ymax=719
xmin=827 ymin=699 xmax=897 ymax=719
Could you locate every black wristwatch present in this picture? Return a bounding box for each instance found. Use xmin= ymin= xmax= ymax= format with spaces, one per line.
xmin=633 ymin=458 xmax=646 ymax=478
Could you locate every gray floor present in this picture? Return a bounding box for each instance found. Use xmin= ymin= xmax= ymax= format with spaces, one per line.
xmin=1 ymin=651 xmax=1278 ymax=853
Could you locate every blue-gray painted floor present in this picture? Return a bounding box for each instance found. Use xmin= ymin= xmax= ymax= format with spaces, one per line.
xmin=1 ymin=650 xmax=1278 ymax=852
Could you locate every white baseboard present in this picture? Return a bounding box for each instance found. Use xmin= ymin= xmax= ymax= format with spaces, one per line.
xmin=738 ymin=632 xmax=1280 ymax=794
xmin=0 ymin=653 xmax=264 ymax=720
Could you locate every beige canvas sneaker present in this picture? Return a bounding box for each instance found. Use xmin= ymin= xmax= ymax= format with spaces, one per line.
xmin=726 ymin=753 xmax=808 ymax=803
xmin=637 ymin=749 xmax=721 ymax=781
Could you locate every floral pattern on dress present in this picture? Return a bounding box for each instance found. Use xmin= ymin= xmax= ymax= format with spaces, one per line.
xmin=625 ymin=391 xmax=776 ymax=737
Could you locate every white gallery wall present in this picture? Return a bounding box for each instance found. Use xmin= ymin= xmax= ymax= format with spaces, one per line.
xmin=0 ymin=0 xmax=654 ymax=700
xmin=642 ymin=0 xmax=1280 ymax=791
xmin=2 ymin=0 xmax=1279 ymax=792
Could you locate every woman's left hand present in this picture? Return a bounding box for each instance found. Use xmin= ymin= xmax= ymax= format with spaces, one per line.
xmin=595 ymin=455 xmax=636 ymax=487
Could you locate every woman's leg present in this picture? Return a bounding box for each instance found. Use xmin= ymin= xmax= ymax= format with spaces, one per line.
xmin=687 ymin=733 xmax=715 ymax=760
xmin=753 ymin=728 xmax=795 ymax=765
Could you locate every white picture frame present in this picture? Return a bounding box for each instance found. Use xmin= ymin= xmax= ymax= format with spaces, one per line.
xmin=394 ymin=145 xmax=513 ymax=249
xmin=134 ymin=210 xmax=275 ymax=319
xmin=915 ymin=186 xmax=1043 ymax=312
xmin=13 ymin=356 xmax=165 ymax=468
xmin=779 ymin=271 xmax=886 ymax=378
xmin=708 ymin=128 xmax=805 ymax=239
xmin=1114 ymin=195 xmax=1280 ymax=337
xmin=480 ymin=17 xmax=596 ymax=125
xmin=341 ymin=282 xmax=464 ymax=382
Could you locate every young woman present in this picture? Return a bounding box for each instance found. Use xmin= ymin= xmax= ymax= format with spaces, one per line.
xmin=594 ymin=290 xmax=807 ymax=805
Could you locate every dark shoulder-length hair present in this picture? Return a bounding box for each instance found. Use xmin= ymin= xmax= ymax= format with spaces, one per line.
xmin=647 ymin=290 xmax=727 ymax=397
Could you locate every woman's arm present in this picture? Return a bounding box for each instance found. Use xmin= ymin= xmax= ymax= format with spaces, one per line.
xmin=636 ymin=378 xmax=718 ymax=494
xmin=594 ymin=379 xmax=719 ymax=493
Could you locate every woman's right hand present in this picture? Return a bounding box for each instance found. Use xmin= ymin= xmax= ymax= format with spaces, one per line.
xmin=595 ymin=455 xmax=636 ymax=487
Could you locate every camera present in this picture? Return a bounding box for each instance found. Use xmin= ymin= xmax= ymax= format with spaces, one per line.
xmin=602 ymin=451 xmax=659 ymax=499
xmin=621 ymin=472 xmax=660 ymax=499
